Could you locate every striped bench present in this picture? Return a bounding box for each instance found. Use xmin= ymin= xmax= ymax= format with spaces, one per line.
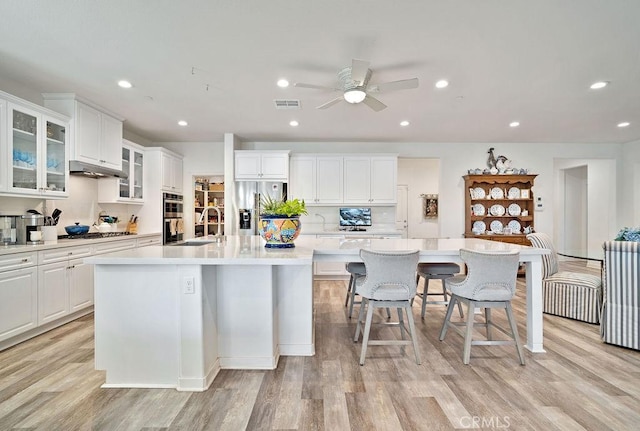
xmin=602 ymin=241 xmax=640 ymax=350
xmin=527 ymin=233 xmax=603 ymax=324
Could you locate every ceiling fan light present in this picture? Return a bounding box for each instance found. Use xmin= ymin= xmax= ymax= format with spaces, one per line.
xmin=344 ymin=89 xmax=366 ymax=104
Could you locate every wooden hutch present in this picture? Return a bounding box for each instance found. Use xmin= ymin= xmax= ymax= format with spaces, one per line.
xmin=463 ymin=174 xmax=537 ymax=245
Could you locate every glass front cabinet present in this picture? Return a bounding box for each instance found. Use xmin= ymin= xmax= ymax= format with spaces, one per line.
xmin=6 ymin=102 xmax=69 ymax=197
xmin=98 ymin=139 xmax=144 ymax=203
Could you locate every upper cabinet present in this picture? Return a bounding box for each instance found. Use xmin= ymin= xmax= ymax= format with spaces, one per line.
xmin=235 ymin=151 xmax=289 ymax=181
xmin=161 ymin=151 xmax=183 ymax=193
xmin=290 ymin=154 xmax=397 ymax=205
xmin=1 ymin=92 xmax=70 ymax=198
xmin=344 ymin=156 xmax=397 ymax=204
xmin=43 ymin=93 xmax=124 ymax=171
xmin=98 ymin=139 xmax=145 ymax=203
xmin=289 ymin=155 xmax=343 ymax=204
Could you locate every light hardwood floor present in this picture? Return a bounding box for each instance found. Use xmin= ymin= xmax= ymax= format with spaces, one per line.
xmin=1 ymin=261 xmax=639 ymax=430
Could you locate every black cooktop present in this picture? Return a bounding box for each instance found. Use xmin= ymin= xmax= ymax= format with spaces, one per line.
xmin=58 ymin=232 xmax=132 ymax=240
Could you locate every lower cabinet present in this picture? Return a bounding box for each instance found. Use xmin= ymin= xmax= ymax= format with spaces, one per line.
xmin=70 ymin=258 xmax=94 ymax=312
xmin=0 ymin=266 xmax=38 ymax=342
xmin=38 ymin=258 xmax=92 ymax=324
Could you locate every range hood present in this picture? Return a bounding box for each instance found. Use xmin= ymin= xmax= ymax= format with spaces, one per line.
xmin=69 ymin=160 xmax=128 ymax=179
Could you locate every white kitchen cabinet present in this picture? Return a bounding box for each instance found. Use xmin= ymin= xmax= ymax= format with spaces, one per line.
xmin=235 ymin=151 xmax=289 ymax=181
xmin=37 ymin=244 xmax=95 ymax=324
xmin=2 ymin=94 xmax=70 ymax=197
xmin=162 ymin=151 xmax=183 ymax=193
xmin=0 ymin=252 xmax=38 ymax=342
xmin=344 ymin=156 xmax=397 ymax=204
xmin=136 ymin=235 xmax=162 ymax=247
xmin=43 ymin=93 xmax=124 ymax=171
xmin=98 ymin=139 xmax=145 ymax=203
xmin=290 ymin=155 xmax=343 ymax=204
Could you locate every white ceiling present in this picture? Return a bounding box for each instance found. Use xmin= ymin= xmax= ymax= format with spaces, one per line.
xmin=1 ymin=0 xmax=639 ymax=145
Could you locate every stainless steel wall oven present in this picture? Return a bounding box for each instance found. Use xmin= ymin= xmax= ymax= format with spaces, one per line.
xmin=163 ymin=193 xmax=184 ymax=244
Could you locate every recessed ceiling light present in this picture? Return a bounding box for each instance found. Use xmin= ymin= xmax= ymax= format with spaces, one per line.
xmin=178 ymin=120 xmax=188 ymax=126
xmin=618 ymin=122 xmax=630 ymax=128
xmin=289 ymin=120 xmax=299 ymax=127
xmin=590 ymin=81 xmax=608 ymax=89
xmin=118 ymin=80 xmax=132 ymax=89
xmin=400 ymin=120 xmax=410 ymax=127
xmin=435 ymin=80 xmax=449 ymax=89
xmin=277 ymin=79 xmax=289 ymax=88
xmin=509 ymin=121 xmax=520 ymax=128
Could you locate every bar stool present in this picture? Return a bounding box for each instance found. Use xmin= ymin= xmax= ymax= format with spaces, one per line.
xmin=345 ymin=262 xmax=366 ymax=318
xmin=439 ymin=249 xmax=525 ymax=365
xmin=354 ymin=249 xmax=421 ymax=365
xmin=416 ymin=262 xmax=463 ymax=319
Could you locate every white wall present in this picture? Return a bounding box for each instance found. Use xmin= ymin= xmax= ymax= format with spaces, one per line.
xmin=397 ymin=158 xmax=440 ymax=238
xmin=621 ymin=139 xmax=640 ymax=227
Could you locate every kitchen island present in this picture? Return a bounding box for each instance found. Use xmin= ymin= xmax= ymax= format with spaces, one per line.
xmin=87 ymin=235 xmax=548 ymax=391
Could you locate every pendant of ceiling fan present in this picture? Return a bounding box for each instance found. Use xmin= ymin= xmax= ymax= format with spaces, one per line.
xmin=293 ymin=58 xmax=419 ymax=111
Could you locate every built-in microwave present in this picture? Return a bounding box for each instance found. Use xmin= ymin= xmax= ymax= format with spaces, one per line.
xmin=163 ymin=193 xmax=183 ymax=244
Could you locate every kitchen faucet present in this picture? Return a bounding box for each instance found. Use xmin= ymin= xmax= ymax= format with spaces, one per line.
xmin=198 ymin=206 xmax=222 ymax=236
xmin=314 ymin=213 xmax=326 ymax=231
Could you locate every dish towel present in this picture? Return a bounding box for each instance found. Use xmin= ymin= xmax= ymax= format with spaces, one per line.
xmin=170 ymin=219 xmax=178 ymax=235
xmin=176 ymin=219 xmax=184 ymax=234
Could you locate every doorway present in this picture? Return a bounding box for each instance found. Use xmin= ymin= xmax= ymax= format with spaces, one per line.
xmin=563 ymin=166 xmax=588 ymax=251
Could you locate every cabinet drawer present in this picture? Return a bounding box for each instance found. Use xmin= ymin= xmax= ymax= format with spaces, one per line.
xmin=93 ymin=239 xmax=136 ymax=255
xmin=0 ymin=252 xmax=37 ymax=272
xmin=136 ymin=236 xmax=162 ymax=247
xmin=39 ymin=246 xmax=93 ymax=264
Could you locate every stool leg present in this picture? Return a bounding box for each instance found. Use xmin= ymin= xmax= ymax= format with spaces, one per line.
xmin=359 ymin=300 xmax=375 ymax=365
xmin=485 ymin=308 xmax=493 ymax=340
xmin=348 ymin=277 xmax=359 ymax=319
xmin=420 ymin=277 xmax=430 ymax=319
xmin=462 ymin=301 xmax=475 ymax=365
xmin=354 ymin=298 xmax=367 ymax=342
xmin=405 ymin=303 xmax=421 ymax=365
xmin=505 ymin=302 xmax=525 ymax=365
xmin=439 ymin=295 xmax=457 ymax=340
xmin=397 ymin=307 xmax=406 ymax=340
xmin=345 ymin=274 xmax=353 ymax=307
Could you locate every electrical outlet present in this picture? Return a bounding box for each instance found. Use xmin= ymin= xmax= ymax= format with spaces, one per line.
xmin=535 ymin=196 xmax=544 ymax=211
xmin=183 ymin=276 xmax=195 ymax=294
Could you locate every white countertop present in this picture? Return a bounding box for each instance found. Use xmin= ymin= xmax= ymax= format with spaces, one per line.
xmin=86 ymin=235 xmax=548 ymax=266
xmin=0 ymin=232 xmax=161 ymax=256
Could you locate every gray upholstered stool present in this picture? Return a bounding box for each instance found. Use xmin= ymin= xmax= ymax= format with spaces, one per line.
xmin=354 ymin=249 xmax=421 ymax=365
xmin=439 ymin=249 xmax=525 ymax=365
xmin=345 ymin=262 xmax=366 ymax=318
xmin=416 ymin=262 xmax=463 ymax=319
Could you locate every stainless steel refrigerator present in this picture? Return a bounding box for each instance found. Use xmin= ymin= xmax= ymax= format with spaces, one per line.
xmin=235 ymin=181 xmax=287 ymax=235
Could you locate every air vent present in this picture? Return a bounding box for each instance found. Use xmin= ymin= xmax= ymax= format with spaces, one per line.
xmin=274 ymin=99 xmax=301 ymax=110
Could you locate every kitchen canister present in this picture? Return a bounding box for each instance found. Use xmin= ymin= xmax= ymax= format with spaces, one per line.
xmin=42 ymin=225 xmax=58 ymax=243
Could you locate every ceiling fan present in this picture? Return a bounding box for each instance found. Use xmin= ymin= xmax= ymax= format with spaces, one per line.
xmin=294 ymin=59 xmax=419 ymax=112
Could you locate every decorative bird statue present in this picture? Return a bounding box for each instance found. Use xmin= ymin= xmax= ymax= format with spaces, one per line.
xmin=487 ymin=147 xmax=497 ymax=169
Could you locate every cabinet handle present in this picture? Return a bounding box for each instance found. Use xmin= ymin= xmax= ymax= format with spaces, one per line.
xmin=21 ymin=258 xmax=29 ymax=263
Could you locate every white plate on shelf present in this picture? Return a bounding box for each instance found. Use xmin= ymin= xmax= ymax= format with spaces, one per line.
xmin=490 ymin=187 xmax=504 ymax=199
xmin=508 ymin=203 xmax=521 ymax=216
xmin=490 ymin=204 xmax=505 ymax=216
xmin=472 ymin=187 xmax=486 ymax=199
xmin=508 ymin=187 xmax=520 ymax=199
xmin=490 ymin=220 xmax=503 ymax=233
xmin=508 ymin=220 xmax=521 ymax=233
xmin=472 ymin=203 xmax=485 ymax=216
xmin=472 ymin=221 xmax=486 ymax=234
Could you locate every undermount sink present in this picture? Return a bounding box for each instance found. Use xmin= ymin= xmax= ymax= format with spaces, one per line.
xmin=176 ymin=236 xmax=226 ymax=246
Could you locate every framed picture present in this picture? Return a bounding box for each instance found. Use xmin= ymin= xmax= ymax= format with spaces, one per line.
xmin=423 ymin=194 xmax=438 ymax=218
xmin=521 ymin=189 xmax=530 ymax=199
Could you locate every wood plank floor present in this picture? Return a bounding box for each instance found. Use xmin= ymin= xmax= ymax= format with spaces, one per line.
xmin=1 ymin=260 xmax=639 ymax=430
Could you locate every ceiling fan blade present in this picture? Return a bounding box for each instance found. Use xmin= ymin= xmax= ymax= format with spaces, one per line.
xmin=316 ymin=96 xmax=344 ymax=110
xmin=351 ymin=59 xmax=370 ymax=86
xmin=369 ymin=78 xmax=419 ymax=93
xmin=362 ymin=95 xmax=387 ymax=112
xmin=293 ymin=82 xmax=340 ymax=91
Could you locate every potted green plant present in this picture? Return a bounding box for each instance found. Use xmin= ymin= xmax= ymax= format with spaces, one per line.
xmin=259 ymin=195 xmax=308 ymax=248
